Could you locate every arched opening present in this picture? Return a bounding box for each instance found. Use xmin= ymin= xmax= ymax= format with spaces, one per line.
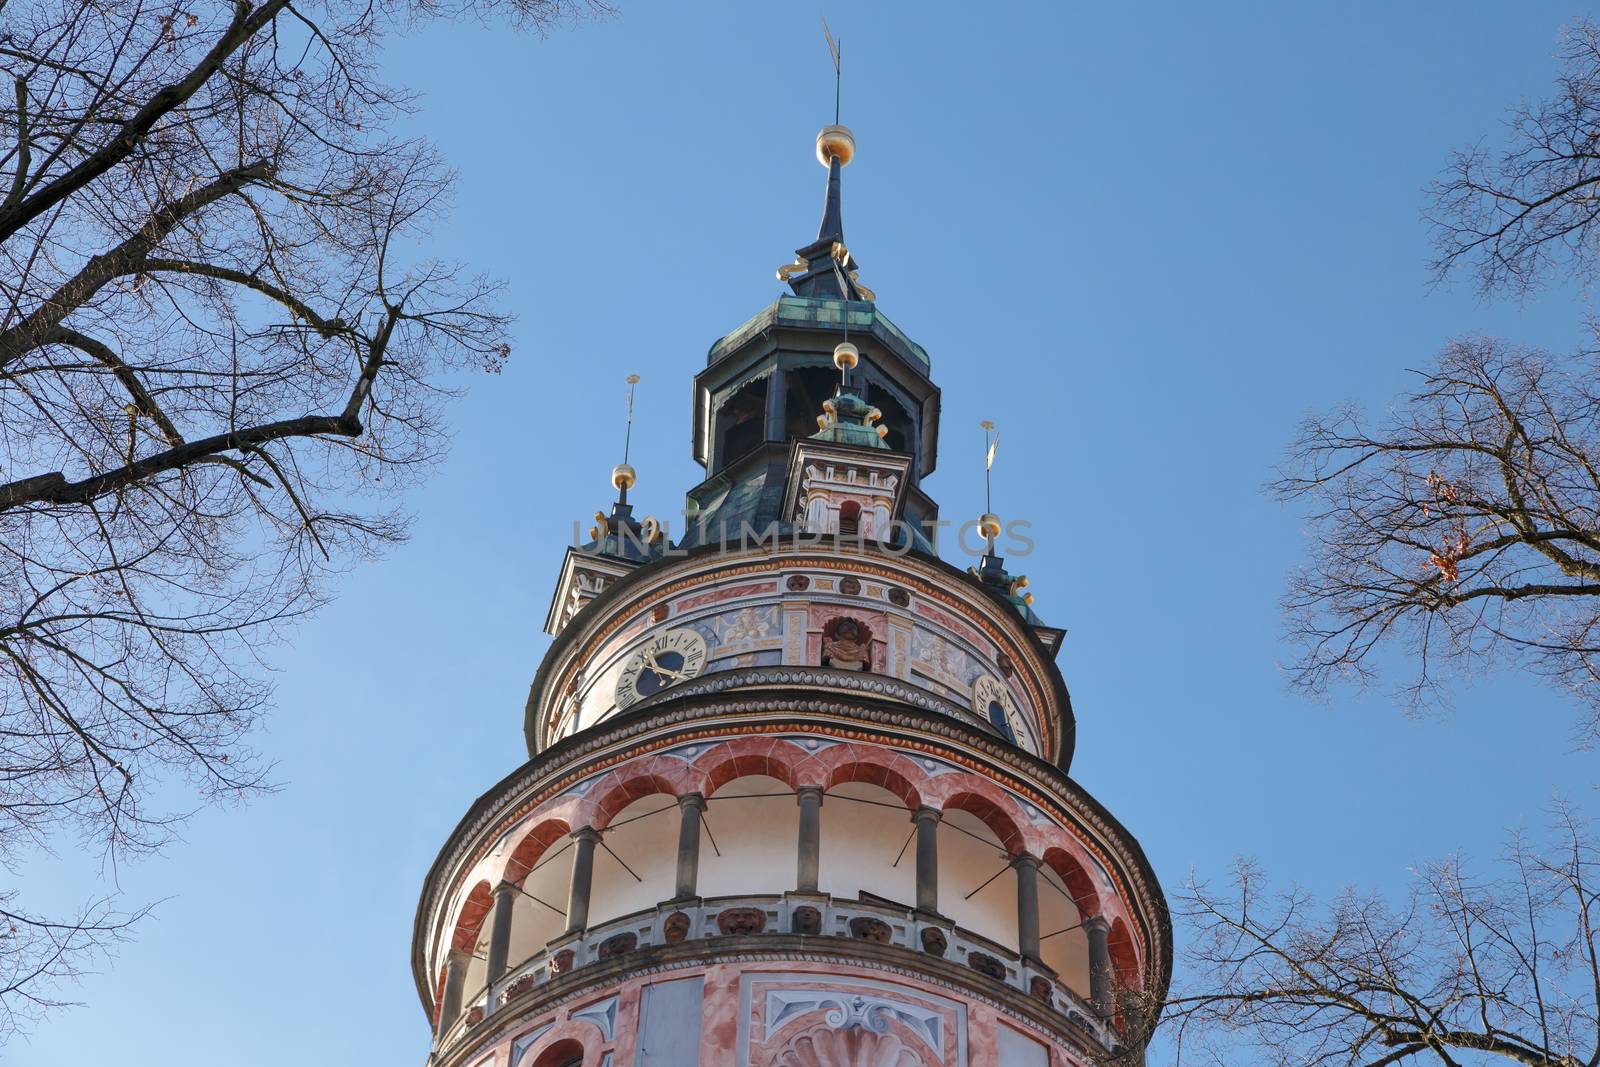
xmin=837 ymin=499 xmax=861 ymax=536
xmin=1037 ymin=862 xmax=1088 ymax=996
xmin=699 ymin=774 xmax=798 ymax=898
xmin=936 ymin=807 xmax=1018 ymax=950
xmin=818 ymin=781 xmax=917 ymax=907
xmin=449 ymin=880 xmax=494 ymax=1009
xmin=506 ymin=848 xmax=570 ymax=971
xmin=1110 ymin=917 xmax=1141 ymax=1001
xmin=783 ymin=365 xmax=840 ymax=441
xmin=1040 ymin=847 xmax=1101 ymax=999
xmin=587 ymin=793 xmax=680 ymax=927
xmin=866 ymin=382 xmax=915 ymax=456
xmin=504 ymin=820 xmax=573 ymax=973
xmin=714 ymin=377 xmax=767 ymax=469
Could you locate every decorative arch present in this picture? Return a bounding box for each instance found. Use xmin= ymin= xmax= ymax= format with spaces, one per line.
xmin=940 ymin=791 xmax=1025 ymax=855
xmin=449 ymin=879 xmax=494 ymax=953
xmin=824 ymin=759 xmax=922 ymax=810
xmin=1110 ymin=917 xmax=1141 ymax=991
xmin=1041 ymin=845 xmax=1101 ymax=917
xmin=696 ymin=738 xmax=804 ymax=796
xmin=590 ymin=773 xmax=680 ymax=830
xmin=503 ymin=818 xmax=571 ymax=885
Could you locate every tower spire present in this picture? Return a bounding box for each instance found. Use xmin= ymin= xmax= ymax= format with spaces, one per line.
xmin=772 ymin=26 xmax=874 ymax=303
xmin=777 ymin=126 xmax=872 ymax=301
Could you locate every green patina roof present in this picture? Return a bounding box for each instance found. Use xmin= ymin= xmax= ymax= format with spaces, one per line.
xmin=707 ymin=296 xmax=931 ymax=375
xmin=811 ymin=390 xmax=890 ymax=450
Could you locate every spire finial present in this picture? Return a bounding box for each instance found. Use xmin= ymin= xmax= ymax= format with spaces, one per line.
xmin=773 ymin=25 xmax=875 ymax=302
xmin=612 ymin=373 xmax=640 ymax=506
xmin=822 ymin=16 xmax=841 ymax=125
xmin=977 ymin=420 xmax=1005 ymax=582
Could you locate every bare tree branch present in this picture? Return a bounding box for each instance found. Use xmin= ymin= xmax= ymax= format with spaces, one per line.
xmin=1276 ymin=338 xmax=1600 ymax=742
xmin=0 ymin=0 xmax=607 ymax=1041
xmin=1168 ymin=811 xmax=1600 ymax=1067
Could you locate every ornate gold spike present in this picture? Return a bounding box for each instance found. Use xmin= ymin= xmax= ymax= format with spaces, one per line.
xmin=776 ymin=256 xmax=809 ymax=281
xmin=830 ymin=241 xmax=851 ymax=266
xmin=641 ymin=516 xmax=662 ymax=544
xmin=1008 ymin=575 xmax=1030 ymax=596
xmin=849 ymin=270 xmax=876 ymax=301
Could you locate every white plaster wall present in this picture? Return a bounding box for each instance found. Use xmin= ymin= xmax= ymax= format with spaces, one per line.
xmin=698 ymin=775 xmax=799 ymax=898
xmin=817 ymin=782 xmax=918 ymax=907
xmin=588 ymin=796 xmax=679 ymax=927
xmin=936 ymin=808 xmax=1020 ymax=950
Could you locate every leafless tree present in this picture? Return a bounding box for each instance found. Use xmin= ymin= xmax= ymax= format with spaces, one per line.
xmin=1276 ymin=338 xmax=1600 ymax=736
xmin=1429 ymin=20 xmax=1600 ymax=298
xmin=1281 ymin=19 xmax=1600 ymax=738
xmin=1165 ymin=807 xmax=1600 ymax=1067
xmin=0 ymin=0 xmax=601 ymax=1039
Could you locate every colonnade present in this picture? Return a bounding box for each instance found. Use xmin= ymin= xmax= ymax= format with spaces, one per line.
xmin=438 ymin=789 xmax=1122 ymax=1038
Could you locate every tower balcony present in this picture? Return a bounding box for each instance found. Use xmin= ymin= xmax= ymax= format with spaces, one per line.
xmin=414 ymin=706 xmax=1167 ymax=1066
xmin=432 ymin=891 xmax=1132 ymax=1065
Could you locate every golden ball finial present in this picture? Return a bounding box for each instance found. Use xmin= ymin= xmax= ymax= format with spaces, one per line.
xmin=833 ymin=341 xmax=859 ymax=371
xmin=816 ymin=124 xmax=856 ymax=167
xmin=978 ymin=513 xmax=1002 ymax=540
xmin=611 ymin=463 xmax=637 ymax=492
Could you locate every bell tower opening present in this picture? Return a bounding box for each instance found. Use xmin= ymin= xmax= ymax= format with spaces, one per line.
xmin=783 ymin=365 xmax=841 ymax=442
xmin=714 ymin=377 xmax=767 ymax=468
xmin=866 ymin=382 xmax=914 ymax=454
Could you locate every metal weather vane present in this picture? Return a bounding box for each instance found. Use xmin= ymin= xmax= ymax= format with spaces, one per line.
xmin=821 ymin=15 xmax=841 ymax=124
xmin=982 ymin=419 xmax=1000 ymax=515
xmin=622 ymin=373 xmax=640 ymax=466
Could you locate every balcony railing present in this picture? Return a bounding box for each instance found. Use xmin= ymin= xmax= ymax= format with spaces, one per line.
xmin=438 ymin=891 xmax=1119 ymax=1055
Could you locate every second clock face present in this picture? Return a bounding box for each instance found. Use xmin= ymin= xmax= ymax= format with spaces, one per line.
xmin=616 ymin=627 xmax=709 ymax=709
xmin=973 ymin=674 xmax=1035 ymax=755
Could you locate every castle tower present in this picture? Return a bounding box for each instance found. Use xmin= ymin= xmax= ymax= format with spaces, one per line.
xmin=412 ymin=123 xmax=1170 ymax=1067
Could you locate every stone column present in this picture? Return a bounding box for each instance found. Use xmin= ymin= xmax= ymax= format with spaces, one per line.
xmin=1013 ymin=852 xmax=1042 ymax=962
xmin=1085 ymin=915 xmax=1115 ymax=1019
xmin=436 ymin=948 xmax=469 ymax=1039
xmin=483 ymin=880 xmax=519 ymax=1003
xmin=674 ymin=793 xmax=707 ymax=900
xmin=795 ymin=786 xmax=825 ymax=892
xmin=913 ymin=807 xmax=941 ymax=914
xmin=565 ymin=827 xmax=602 ymax=934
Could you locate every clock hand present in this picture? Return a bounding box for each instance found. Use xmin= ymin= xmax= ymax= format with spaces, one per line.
xmin=643 ymin=650 xmax=690 ymax=682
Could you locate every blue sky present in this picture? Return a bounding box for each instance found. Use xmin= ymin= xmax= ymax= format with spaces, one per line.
xmin=20 ymin=4 xmax=1600 ymax=1064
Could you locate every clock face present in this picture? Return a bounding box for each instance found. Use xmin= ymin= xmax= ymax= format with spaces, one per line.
xmin=973 ymin=675 xmax=1035 ymax=755
xmin=616 ymin=627 xmax=709 ymax=709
